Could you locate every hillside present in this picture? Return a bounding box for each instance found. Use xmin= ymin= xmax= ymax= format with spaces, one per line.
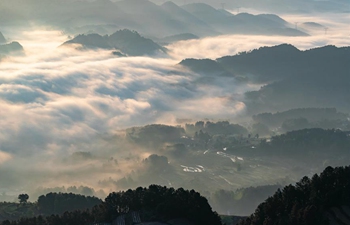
xmin=158 ymin=33 xmax=199 ymax=45
xmin=0 ymin=193 xmax=101 ymax=222
xmin=0 ymin=0 xmax=307 ymax=38
xmin=64 ymin=29 xmax=166 ymax=56
xmin=0 ymin=42 xmax=23 ymax=56
xmin=0 ymin=186 xmax=221 ymax=225
xmin=238 ymin=165 xmax=350 ymax=225
xmin=181 ymin=4 xmax=306 ymax=36
xmin=180 ymin=44 xmax=350 ymax=114
xmin=252 ymin=108 xmax=350 ymax=131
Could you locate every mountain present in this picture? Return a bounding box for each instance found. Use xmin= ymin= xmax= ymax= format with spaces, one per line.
xmin=0 ymin=0 xmax=308 ymax=38
xmin=180 ymin=44 xmax=350 ymax=114
xmin=114 ymin=0 xmax=218 ymax=37
xmin=64 ymin=29 xmax=166 ymax=56
xmin=152 ymin=0 xmax=349 ymax=13
xmin=181 ymin=4 xmax=307 ymax=36
xmin=0 ymin=42 xmax=23 ymax=56
xmin=160 ymin=1 xmax=217 ymax=36
xmin=0 ymin=32 xmax=6 ymax=44
xmin=158 ymin=33 xmax=199 ymax=45
xmin=238 ymin=165 xmax=350 ymax=225
xmin=253 ymin=108 xmax=349 ymax=129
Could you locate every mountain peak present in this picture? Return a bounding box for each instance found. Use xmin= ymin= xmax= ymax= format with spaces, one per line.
xmin=0 ymin=41 xmax=24 ymax=55
xmin=64 ymin=29 xmax=166 ymax=56
xmin=161 ymin=1 xmax=178 ymax=7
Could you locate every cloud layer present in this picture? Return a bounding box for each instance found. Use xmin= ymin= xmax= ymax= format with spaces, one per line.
xmin=0 ymin=12 xmax=349 ymax=198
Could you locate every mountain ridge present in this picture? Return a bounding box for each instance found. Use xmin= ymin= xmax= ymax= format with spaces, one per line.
xmin=64 ymin=29 xmax=166 ymax=56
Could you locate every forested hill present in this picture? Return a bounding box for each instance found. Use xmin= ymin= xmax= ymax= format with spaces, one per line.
xmin=0 ymin=193 xmax=101 ymax=222
xmin=63 ymin=29 xmax=166 ymax=56
xmin=0 ymin=186 xmax=221 ymax=225
xmin=180 ymin=44 xmax=350 ymax=83
xmin=238 ymin=165 xmax=350 ymax=225
xmin=250 ymin=128 xmax=350 ymax=164
xmin=253 ymin=108 xmax=348 ymax=128
xmin=180 ymin=45 xmax=350 ymax=114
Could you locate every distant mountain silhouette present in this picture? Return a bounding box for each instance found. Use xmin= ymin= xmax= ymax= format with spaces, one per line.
xmin=253 ymin=108 xmax=349 ymax=128
xmin=0 ymin=42 xmax=23 ymax=56
xmin=64 ymin=29 xmax=166 ymax=56
xmin=160 ymin=33 xmax=199 ymax=44
xmin=180 ymin=44 xmax=350 ymax=114
xmin=181 ymin=4 xmax=307 ymax=36
xmin=301 ymin=22 xmax=326 ymax=32
xmin=114 ymin=0 xmax=217 ymax=37
xmin=0 ymin=0 xmax=308 ymax=38
xmin=0 ymin=32 xmax=6 ymax=44
xmin=302 ymin=22 xmax=325 ymax=28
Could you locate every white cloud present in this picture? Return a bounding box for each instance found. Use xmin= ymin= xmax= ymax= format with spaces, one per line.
xmin=0 ymin=12 xmax=348 ymax=196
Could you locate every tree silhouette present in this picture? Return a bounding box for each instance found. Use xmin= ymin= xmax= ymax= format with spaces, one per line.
xmin=18 ymin=194 xmax=29 ymax=204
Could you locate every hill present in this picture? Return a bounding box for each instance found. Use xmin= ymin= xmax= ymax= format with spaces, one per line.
xmin=0 ymin=0 xmax=308 ymax=38
xmin=252 ymin=108 xmax=350 ymax=131
xmin=158 ymin=33 xmax=199 ymax=45
xmin=180 ymin=44 xmax=350 ymax=114
xmin=238 ymin=165 xmax=350 ymax=225
xmin=0 ymin=186 xmax=222 ymax=225
xmin=181 ymin=4 xmax=306 ymax=36
xmin=64 ymin=29 xmax=166 ymax=56
xmin=0 ymin=42 xmax=23 ymax=56
xmin=0 ymin=193 xmax=101 ymax=222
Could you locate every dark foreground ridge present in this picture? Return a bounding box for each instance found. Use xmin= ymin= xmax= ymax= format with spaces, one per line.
xmin=0 ymin=185 xmax=221 ymax=225
xmin=238 ymin=165 xmax=350 ymax=225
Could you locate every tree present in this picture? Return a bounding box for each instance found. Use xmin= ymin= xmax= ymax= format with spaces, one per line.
xmin=18 ymin=194 xmax=29 ymax=204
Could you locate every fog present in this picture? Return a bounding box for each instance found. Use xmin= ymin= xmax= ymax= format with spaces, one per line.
xmin=0 ymin=9 xmax=349 ymax=215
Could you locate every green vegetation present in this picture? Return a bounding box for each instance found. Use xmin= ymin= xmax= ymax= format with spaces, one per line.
xmin=0 ymin=193 xmax=101 ymax=223
xmin=253 ymin=108 xmax=348 ymax=127
xmin=126 ymin=124 xmax=185 ymax=148
xmin=0 ymin=185 xmax=221 ymax=225
xmin=37 ymin=193 xmax=102 ymax=215
xmin=0 ymin=202 xmax=37 ymax=222
xmin=238 ymin=165 xmax=350 ymax=225
xmin=181 ymin=45 xmax=350 ymax=114
xmin=260 ymin=128 xmax=350 ymax=156
xmin=64 ymin=29 xmax=166 ymax=56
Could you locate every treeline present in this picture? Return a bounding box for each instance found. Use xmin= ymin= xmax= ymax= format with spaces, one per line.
xmin=238 ymin=165 xmax=350 ymax=225
xmin=185 ymin=121 xmax=248 ymax=136
xmin=253 ymin=108 xmax=348 ymax=127
xmin=252 ymin=108 xmax=350 ymax=132
xmin=105 ymin=185 xmax=221 ymax=225
xmin=37 ymin=193 xmax=102 ymax=215
xmin=1 ymin=185 xmax=221 ymax=225
xmin=260 ymin=128 xmax=350 ymax=156
xmin=0 ymin=193 xmax=101 ymax=223
xmin=126 ymin=124 xmax=185 ymax=148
